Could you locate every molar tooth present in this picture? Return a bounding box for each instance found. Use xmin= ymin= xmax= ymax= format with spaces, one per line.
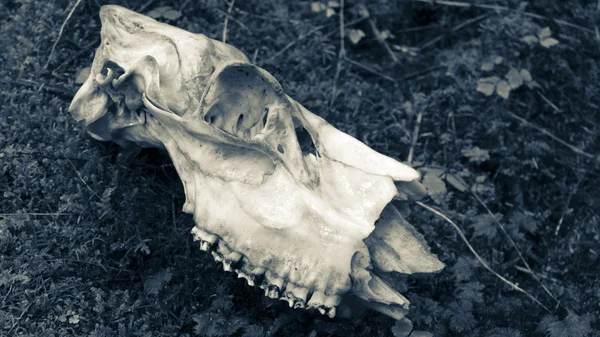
xmin=223 ymin=251 xmax=242 ymax=272
xmin=306 ymin=291 xmax=326 ymax=309
xmin=324 ymin=295 xmax=342 ymax=308
xmin=281 ymin=284 xmax=309 ymax=308
xmin=263 ymin=270 xmax=284 ymax=299
xmin=191 ymin=227 xmax=218 ymax=252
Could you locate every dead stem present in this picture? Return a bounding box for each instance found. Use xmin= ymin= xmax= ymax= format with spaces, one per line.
xmin=416 ymin=201 xmax=552 ymax=313
xmin=44 ymin=0 xmax=82 ymax=73
xmin=470 ymin=191 xmax=569 ymax=313
xmin=330 ymin=0 xmax=346 ymax=108
xmin=357 ymin=5 xmax=399 ymax=64
xmin=406 ymin=0 xmax=596 ymax=34
xmin=222 ymin=0 xmax=236 ymax=44
xmin=505 ymin=111 xmax=598 ymax=163
xmin=407 ymin=109 xmax=423 ymax=164
xmin=344 ymin=57 xmax=397 ymax=83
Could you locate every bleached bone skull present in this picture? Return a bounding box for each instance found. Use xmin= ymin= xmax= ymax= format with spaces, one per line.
xmin=69 ymin=5 xmax=443 ymax=320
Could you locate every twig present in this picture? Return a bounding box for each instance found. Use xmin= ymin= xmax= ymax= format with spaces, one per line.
xmin=0 ymin=213 xmax=71 ymax=217
xmin=43 ymin=0 xmax=83 ymax=72
xmin=416 ymin=201 xmax=552 ymax=313
xmin=555 ymin=178 xmax=581 ymax=236
xmin=67 ymin=159 xmax=102 ymax=201
xmin=358 ymin=4 xmax=399 ymax=64
xmin=215 ymin=7 xmax=252 ymax=34
xmin=471 ymin=192 xmax=566 ymax=312
xmin=407 ymin=109 xmax=423 ymax=164
xmin=505 ymin=111 xmax=598 ymax=162
xmin=536 ymin=91 xmax=561 ymax=113
xmin=221 ymin=0 xmax=236 ymax=43
xmin=343 ymin=57 xmax=397 ymax=83
xmin=420 ymin=13 xmax=490 ymax=50
xmin=405 ymin=0 xmax=596 ymax=35
xmin=263 ymin=23 xmax=328 ymax=64
xmin=1 ymin=79 xmax=74 ymax=100
xmin=330 ymin=0 xmax=346 ymax=108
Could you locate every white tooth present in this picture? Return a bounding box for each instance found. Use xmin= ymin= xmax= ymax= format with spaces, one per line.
xmin=326 ymin=306 xmax=337 ymax=318
xmin=223 ymin=251 xmax=242 ymax=271
xmin=264 ymin=270 xmax=284 ymax=299
xmin=211 ymin=251 xmax=223 ymax=262
xmin=306 ymin=291 xmax=326 ymax=309
xmin=282 ymin=284 xmax=309 ymax=308
xmin=237 ymin=271 xmax=254 ymax=286
xmin=324 ymin=295 xmax=341 ymax=307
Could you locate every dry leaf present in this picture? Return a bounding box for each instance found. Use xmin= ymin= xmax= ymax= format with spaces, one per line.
xmin=540 ymin=37 xmax=559 ymax=48
xmin=347 ymin=29 xmax=366 ymax=45
xmin=506 ymin=68 xmax=523 ymax=89
xmin=538 ymin=27 xmax=552 ymax=40
xmin=476 ymin=76 xmax=500 ymax=96
xmin=496 ymin=80 xmax=511 ymax=99
xmin=311 ymin=2 xmax=327 ymax=13
xmin=481 ymin=61 xmax=494 ymax=71
xmin=522 ymin=35 xmax=539 ymax=45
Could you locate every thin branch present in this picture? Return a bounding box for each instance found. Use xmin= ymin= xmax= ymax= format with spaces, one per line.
xmin=358 ymin=4 xmax=399 ymax=63
xmin=221 ymin=0 xmax=236 ymax=43
xmin=416 ymin=201 xmax=552 ymax=313
xmin=555 ymin=178 xmax=581 ymax=236
xmin=344 ymin=57 xmax=397 ymax=83
xmin=215 ymin=7 xmax=252 ymax=35
xmin=536 ymin=91 xmax=561 ymax=113
xmin=405 ymin=0 xmax=595 ymax=34
xmin=330 ymin=0 xmax=346 ymax=108
xmin=505 ymin=111 xmax=598 ymax=162
xmin=420 ymin=13 xmax=490 ymax=50
xmin=471 ymin=192 xmax=567 ymax=312
xmin=43 ymin=0 xmax=83 ymax=72
xmin=407 ymin=109 xmax=423 ymax=164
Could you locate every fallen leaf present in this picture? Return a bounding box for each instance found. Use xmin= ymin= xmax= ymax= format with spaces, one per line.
xmin=506 ymin=68 xmax=523 ymax=89
xmin=540 ymin=37 xmax=559 ymax=48
xmin=410 ymin=331 xmax=433 ymax=337
xmin=522 ymin=35 xmax=538 ymax=45
xmin=538 ymin=26 xmax=552 ymax=40
xmin=461 ymin=146 xmax=490 ymax=163
xmin=494 ymin=56 xmax=503 ymax=64
xmin=326 ymin=7 xmax=336 ymax=17
xmin=496 ymin=79 xmax=511 ymax=99
xmin=392 ymin=318 xmax=413 ymax=337
xmin=445 ymin=174 xmax=468 ymax=192
xmin=476 ymin=76 xmax=500 ymax=96
xmin=347 ymin=29 xmax=366 ymax=44
xmin=520 ymin=69 xmax=532 ymax=82
xmin=311 ymin=2 xmax=327 ymax=13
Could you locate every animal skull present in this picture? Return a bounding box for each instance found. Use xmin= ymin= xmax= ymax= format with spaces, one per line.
xmin=69 ymin=5 xmax=443 ymax=320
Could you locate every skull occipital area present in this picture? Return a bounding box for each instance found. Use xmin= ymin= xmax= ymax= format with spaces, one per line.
xmin=69 ymin=5 xmax=444 ymax=320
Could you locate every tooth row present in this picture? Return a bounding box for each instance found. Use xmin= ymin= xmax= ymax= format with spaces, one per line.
xmin=191 ymin=226 xmax=342 ymax=318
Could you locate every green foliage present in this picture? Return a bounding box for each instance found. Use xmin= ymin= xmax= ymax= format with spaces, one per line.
xmin=1 ymin=0 xmax=599 ymax=336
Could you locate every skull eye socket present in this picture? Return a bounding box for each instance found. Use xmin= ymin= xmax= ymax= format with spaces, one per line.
xmin=277 ymin=144 xmax=284 ymax=154
xmin=100 ymin=60 xmax=125 ymax=78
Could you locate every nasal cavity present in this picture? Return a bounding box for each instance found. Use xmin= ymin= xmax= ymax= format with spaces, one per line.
xmin=295 ymin=126 xmax=318 ymax=157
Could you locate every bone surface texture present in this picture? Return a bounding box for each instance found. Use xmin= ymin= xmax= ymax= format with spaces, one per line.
xmin=69 ymin=5 xmax=444 ymax=320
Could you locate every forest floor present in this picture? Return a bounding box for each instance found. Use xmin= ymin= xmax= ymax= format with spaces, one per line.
xmin=1 ymin=0 xmax=599 ymax=336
